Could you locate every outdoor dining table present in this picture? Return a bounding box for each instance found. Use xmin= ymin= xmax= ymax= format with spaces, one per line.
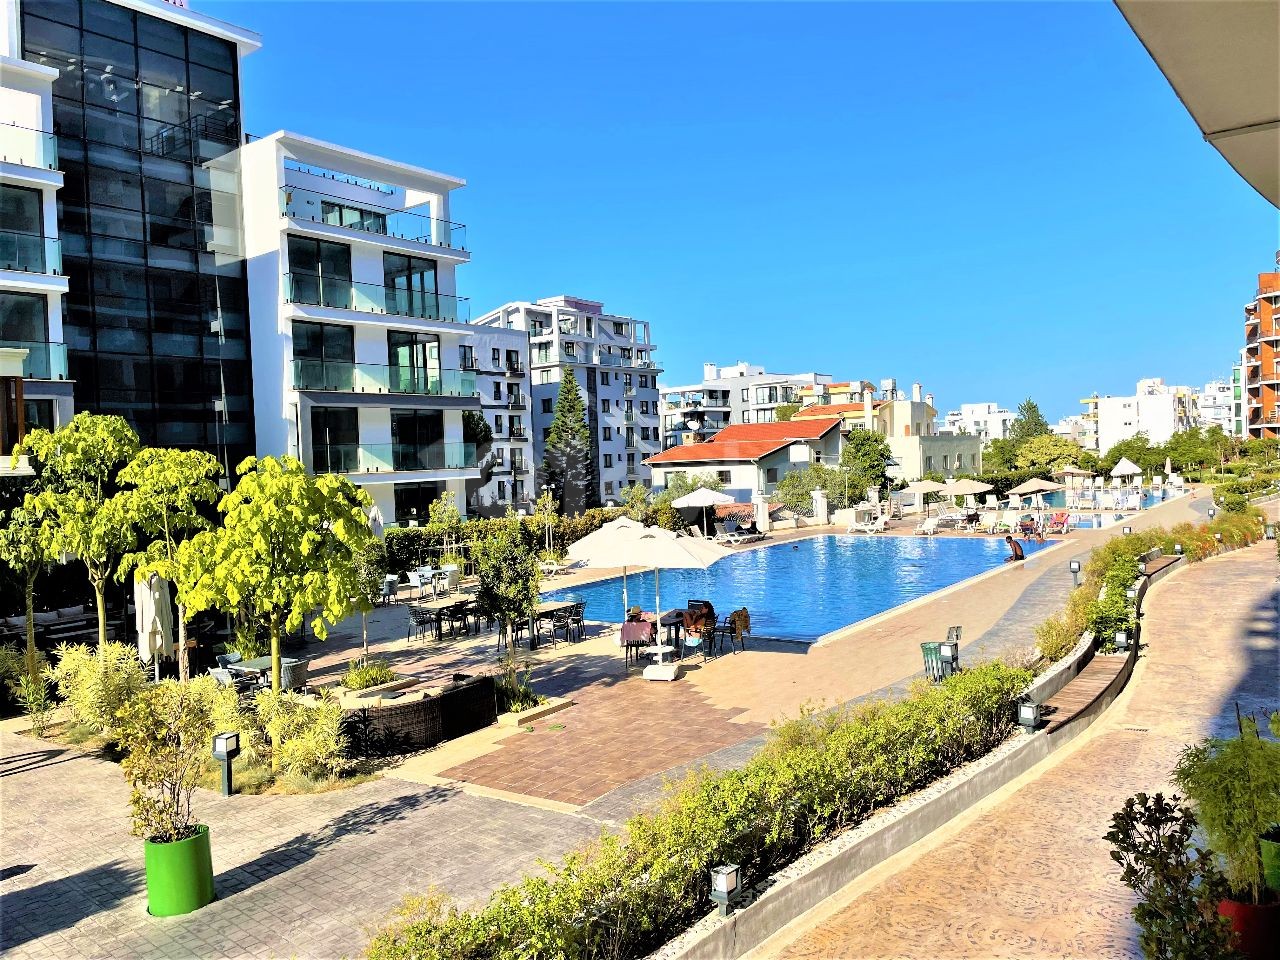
xmin=659 ymin=610 xmax=686 ymax=647
xmin=226 ymin=655 xmax=273 ymax=678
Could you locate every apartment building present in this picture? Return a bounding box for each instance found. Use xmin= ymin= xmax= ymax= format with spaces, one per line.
xmin=659 ymin=361 xmax=831 ymax=449
xmin=468 ymin=321 xmax=532 ymax=516
xmin=240 ymin=131 xmax=484 ymax=526
xmin=1197 ymin=378 xmax=1235 ymax=434
xmin=1052 ymin=414 xmax=1097 ymax=449
xmin=939 ymin=402 xmax=1014 ymax=441
xmin=473 ymin=296 xmax=661 ymax=503
xmin=4 ymin=0 xmax=260 ymax=473
xmin=1080 ymin=378 xmax=1200 ymax=455
xmin=1243 ymin=272 xmax=1280 ymax=439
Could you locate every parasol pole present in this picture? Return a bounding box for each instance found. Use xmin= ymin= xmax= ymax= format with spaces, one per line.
xmin=622 ymin=566 xmax=629 ymax=621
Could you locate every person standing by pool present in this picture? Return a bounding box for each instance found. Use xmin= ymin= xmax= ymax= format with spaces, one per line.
xmin=1004 ymin=536 xmax=1025 ymax=563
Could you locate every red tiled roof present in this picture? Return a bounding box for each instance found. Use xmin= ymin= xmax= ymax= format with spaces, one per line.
xmin=792 ymin=402 xmax=882 ymax=419
xmin=713 ymin=419 xmax=842 ymax=442
xmin=644 ymin=439 xmax=791 ymax=465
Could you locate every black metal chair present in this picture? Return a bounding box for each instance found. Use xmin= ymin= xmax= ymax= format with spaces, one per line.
xmin=569 ymin=602 xmax=587 ymax=642
xmin=408 ymin=605 xmax=439 ymax=644
xmin=444 ymin=601 xmax=471 ymax=638
xmin=547 ymin=610 xmax=575 ymax=647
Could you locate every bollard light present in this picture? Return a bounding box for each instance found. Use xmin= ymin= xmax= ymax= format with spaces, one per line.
xmin=1208 ymin=507 xmax=1217 ymax=520
xmin=1137 ymin=561 xmax=1147 ymax=576
xmin=212 ymin=731 xmax=241 ymax=797
xmin=1068 ymin=559 xmax=1081 ymax=587
xmin=939 ymin=640 xmax=960 ymax=678
xmin=1125 ymin=586 xmax=1138 ymax=601
xmin=1122 ymin=525 xmax=1133 ymax=535
xmin=1174 ymin=543 xmax=1184 ymax=555
xmin=946 ymin=625 xmax=962 ymax=645
xmin=1215 ymin=532 xmax=1223 ymax=542
xmin=1017 ymin=700 xmax=1041 ymax=733
xmin=1267 ymin=524 xmax=1276 ymax=540
xmin=709 ymin=864 xmax=741 ymax=917
xmin=1114 ymin=630 xmax=1130 ymax=652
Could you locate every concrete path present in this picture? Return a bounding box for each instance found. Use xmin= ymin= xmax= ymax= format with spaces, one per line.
xmin=753 ymin=539 xmax=1279 ymax=960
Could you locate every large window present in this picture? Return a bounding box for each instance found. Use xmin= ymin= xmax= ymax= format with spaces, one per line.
xmin=0 ymin=293 xmax=49 ymax=343
xmin=383 ymin=252 xmax=436 ymax=317
xmin=291 ymin=320 xmax=353 ymax=390
xmin=388 ymin=330 xmax=440 ymax=393
xmin=394 ymin=481 xmax=444 ymax=526
xmin=391 ymin=409 xmax=445 ymax=470
xmin=287 ymin=235 xmax=351 ymax=308
xmin=310 ymin=406 xmax=357 ymax=473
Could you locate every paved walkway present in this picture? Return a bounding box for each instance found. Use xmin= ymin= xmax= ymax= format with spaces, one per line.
xmin=755 ymin=539 xmax=1279 ymax=960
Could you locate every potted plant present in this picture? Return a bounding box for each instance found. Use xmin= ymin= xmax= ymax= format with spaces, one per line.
xmin=1173 ymin=710 xmax=1280 ymax=958
xmin=115 ymin=680 xmax=221 ymax=916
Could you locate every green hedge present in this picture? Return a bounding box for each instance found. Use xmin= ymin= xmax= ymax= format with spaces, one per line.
xmin=366 ymin=661 xmax=1032 ymax=960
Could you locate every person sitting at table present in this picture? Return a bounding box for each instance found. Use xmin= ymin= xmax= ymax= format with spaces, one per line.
xmin=681 ymin=600 xmax=715 ymax=636
xmin=626 ymin=605 xmax=656 ymax=640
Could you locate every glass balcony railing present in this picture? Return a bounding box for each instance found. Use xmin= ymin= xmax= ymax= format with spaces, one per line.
xmin=0 ymin=123 xmax=58 ymax=170
xmin=291 ymin=359 xmax=477 ymax=397
xmin=280 ymin=186 xmax=467 ymax=251
xmin=313 ymin=441 xmax=478 ymax=474
xmin=283 ymin=273 xmax=468 ymax=324
xmin=0 ymin=231 xmax=62 ymax=275
xmin=0 ymin=340 xmax=68 ymax=380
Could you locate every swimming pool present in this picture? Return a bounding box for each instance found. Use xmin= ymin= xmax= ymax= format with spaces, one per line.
xmin=545 ymin=535 xmax=1053 ymax=642
xmin=1042 ymin=489 xmax=1183 ymax=510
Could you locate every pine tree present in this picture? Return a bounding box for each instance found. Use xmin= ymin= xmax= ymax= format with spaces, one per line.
xmin=540 ymin=368 xmax=599 ymax=514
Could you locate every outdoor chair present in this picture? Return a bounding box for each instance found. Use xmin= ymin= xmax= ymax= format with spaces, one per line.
xmin=847 ymin=514 xmax=887 ymax=534
xmin=619 ymin=620 xmax=652 ymax=667
xmin=380 ymin=576 xmax=398 ymax=605
xmin=408 ymin=605 xmax=439 ymax=644
xmin=548 ymin=610 xmax=574 ymax=647
xmin=713 ymin=522 xmax=747 ymax=546
xmin=215 ymin=651 xmax=242 ymax=669
xmin=569 ymin=602 xmax=587 ymax=642
xmin=681 ymin=614 xmax=717 ymax=662
xmin=279 ymin=658 xmax=309 ymax=693
xmin=209 ymin=667 xmax=241 ymax=690
xmin=444 ymin=602 xmax=471 ymax=638
xmin=915 ymin=516 xmax=940 ymax=536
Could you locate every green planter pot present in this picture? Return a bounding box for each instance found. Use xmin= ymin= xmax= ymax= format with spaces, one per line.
xmin=144 ymin=824 xmax=214 ymax=917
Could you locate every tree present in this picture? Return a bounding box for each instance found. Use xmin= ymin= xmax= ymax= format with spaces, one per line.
xmin=116 ymin=449 xmax=223 ymax=682
xmin=983 ymin=437 xmax=1019 ymax=472
xmin=1102 ymin=433 xmax=1157 ymax=475
xmin=462 ymin=410 xmax=493 ymax=448
xmin=774 ymin=403 xmax=800 ymax=422
xmin=1015 ymin=435 xmax=1085 ymax=471
xmin=1162 ymin=428 xmax=1211 ymax=473
xmin=192 ymin=456 xmax=375 ymax=699
xmin=1008 ymin=399 xmax=1051 ymax=446
xmin=0 ymin=506 xmax=51 ymax=683
xmin=654 ymin=471 xmax=723 ymax=506
xmin=619 ymin=482 xmax=650 ymax=520
xmin=540 ymin=368 xmax=598 ymax=514
xmin=838 ymin=428 xmax=891 ymax=493
xmin=473 ymin=511 xmax=540 ymax=652
xmin=16 ymin=413 xmax=141 ymax=645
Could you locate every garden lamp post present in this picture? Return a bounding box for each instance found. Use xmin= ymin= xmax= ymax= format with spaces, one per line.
xmin=1208 ymin=506 xmax=1217 ymax=520
xmin=1017 ymin=699 xmax=1041 ymax=733
xmin=1114 ymin=629 xmax=1130 ymax=652
xmin=1122 ymin=525 xmax=1133 ymax=535
xmin=1174 ymin=543 xmax=1183 ymax=556
xmin=1069 ymin=559 xmax=1081 ymax=587
xmin=709 ymin=864 xmax=741 ymax=917
xmin=212 ymin=732 xmax=240 ymax=797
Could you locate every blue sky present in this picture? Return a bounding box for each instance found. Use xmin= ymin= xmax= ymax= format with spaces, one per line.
xmin=214 ymin=1 xmax=1277 ymax=422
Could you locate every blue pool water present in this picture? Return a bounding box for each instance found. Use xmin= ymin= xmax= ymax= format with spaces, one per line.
xmin=1042 ymin=489 xmax=1180 ymax=510
xmin=545 ymin=535 xmax=1052 ymax=642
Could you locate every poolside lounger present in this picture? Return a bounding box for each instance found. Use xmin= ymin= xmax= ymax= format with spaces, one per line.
xmin=991 ymin=511 xmax=1020 ymax=534
xmin=847 ymin=515 xmax=888 ymax=534
xmin=1044 ymin=511 xmax=1071 ymax=534
xmin=713 ymin=521 xmax=748 ymax=545
xmin=915 ymin=516 xmax=940 ymax=536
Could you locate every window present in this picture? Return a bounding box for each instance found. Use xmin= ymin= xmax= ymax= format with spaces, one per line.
xmin=509 ymin=416 xmax=523 ymax=435
xmin=717 ymin=470 xmax=731 ymax=484
xmin=601 ymin=398 xmax=611 ymax=413
xmin=641 ymin=426 xmax=651 ymax=440
xmin=758 ymin=409 xmax=775 ymax=423
xmin=458 ymin=344 xmax=475 ymax=370
xmin=514 ymin=480 xmax=525 ymax=501
xmin=287 ymin=235 xmax=352 ymax=307
xmin=310 ymin=407 xmax=358 ymax=472
xmin=541 ymin=398 xmax=552 ymax=414
xmin=639 ymin=376 xmax=649 ymax=388
xmin=742 ymin=411 xmax=752 ymax=424
xmin=0 ymin=292 xmax=49 ymax=344
xmin=925 ymin=455 xmax=934 ymax=470
xmin=539 ymin=369 xmax=553 ymax=385
xmin=492 ymin=382 xmax=502 ymax=401
xmin=604 ymin=481 xmax=614 ymax=496
xmin=492 ymin=347 xmax=500 ymax=366
xmin=291 ymin=320 xmax=353 ymax=388
xmin=494 ymin=415 xmax=503 ymax=433
xmin=623 ymin=374 xmax=633 ymax=392
xmin=564 ymin=341 xmax=577 ymax=357
xmin=542 ymin=427 xmax=551 ymax=443
xmin=383 ymin=253 xmax=438 ymax=318
xmin=497 ymin=480 xmax=507 ymax=500
xmin=741 ymin=389 xmax=749 ymax=402
xmin=603 ymin=454 xmax=613 ymax=468
xmin=600 ymin=371 xmax=610 ymax=385
xmin=602 ymin=426 xmax=612 ymax=441
xmin=765 ymin=467 xmax=779 ymax=483
xmin=492 ymin=446 xmax=504 ymax=464
xmin=613 ymin=322 xmax=626 ymax=335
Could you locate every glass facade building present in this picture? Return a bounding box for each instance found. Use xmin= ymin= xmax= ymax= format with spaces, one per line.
xmin=18 ymin=0 xmax=254 ymax=470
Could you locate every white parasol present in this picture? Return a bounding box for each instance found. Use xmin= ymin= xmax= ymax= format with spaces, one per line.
xmin=567 ymin=516 xmax=645 ymax=618
xmin=672 ymin=487 xmax=734 ymax=537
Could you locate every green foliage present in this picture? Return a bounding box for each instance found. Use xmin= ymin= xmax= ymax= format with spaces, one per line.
xmin=961 ymin=466 xmax=1051 ymax=498
xmin=1007 ymin=398 xmax=1050 ymax=446
xmin=982 ymin=437 xmax=1019 ymax=472
xmin=838 ymin=427 xmax=891 ymax=494
xmin=1105 ymin=793 xmax=1241 ymax=960
xmin=254 ymin=690 xmax=350 ymax=779
xmin=1015 ymin=435 xmax=1086 ymax=470
xmin=462 ymin=410 xmax=493 ymax=448
xmin=1173 ymin=713 xmax=1280 ymax=904
xmin=366 ymin=661 xmax=1032 ymax=960
xmin=774 ymin=464 xmax=864 ymax=515
xmin=1101 ymin=433 xmax=1158 ymax=475
xmin=47 ymin=641 xmax=146 ymax=735
xmin=0 ymin=505 xmax=51 ymax=683
xmin=192 ymin=456 xmax=375 ymax=695
xmin=0 ymin=642 xmax=52 ymax=735
xmin=542 ymin=368 xmax=598 ymax=514
xmin=774 ymin=402 xmax=800 ymax=422
xmin=619 ymin=482 xmax=651 ymax=520
xmin=495 ymin=651 xmax=545 ymax=714
xmin=116 ymin=678 xmax=229 ymax=842
xmin=474 ymin=512 xmax=540 ymax=647
xmin=343 ymin=658 xmax=397 ymax=691
xmin=652 ymin=471 xmax=723 ymax=510
xmin=1220 ymin=493 xmax=1248 ymax=514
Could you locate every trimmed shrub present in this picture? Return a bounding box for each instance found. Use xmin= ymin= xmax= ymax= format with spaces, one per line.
xmin=46 ymin=641 xmax=146 ymax=734
xmin=343 ymin=658 xmax=396 ymax=691
xmin=366 ymin=661 xmax=1031 ymax=960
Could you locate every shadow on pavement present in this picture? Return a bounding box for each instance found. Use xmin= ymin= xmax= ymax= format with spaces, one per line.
xmin=0 ymin=860 xmax=141 ymax=950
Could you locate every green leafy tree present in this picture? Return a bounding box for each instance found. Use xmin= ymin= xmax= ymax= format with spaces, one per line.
xmin=116 ymin=449 xmax=222 ymax=682
xmin=983 ymin=437 xmax=1019 ymax=472
xmin=1008 ymin=398 xmax=1051 ymax=446
xmin=462 ymin=410 xmax=493 ymax=448
xmin=1102 ymin=433 xmax=1157 ymax=475
xmin=541 ymin=368 xmax=598 ymax=514
xmin=774 ymin=403 xmax=800 ymax=422
xmin=15 ymin=413 xmax=141 ymax=645
xmin=0 ymin=506 xmax=51 ymax=683
xmin=619 ymin=482 xmax=650 ymax=520
xmin=1015 ymin=435 xmax=1086 ymax=470
xmin=474 ymin=511 xmax=541 ymax=651
xmin=191 ymin=456 xmax=375 ymax=700
xmin=1242 ymin=436 xmax=1279 ymax=466
xmin=838 ymin=427 xmax=891 ymax=493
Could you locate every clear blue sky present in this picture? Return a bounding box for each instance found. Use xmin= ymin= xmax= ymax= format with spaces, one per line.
xmin=213 ymin=0 xmax=1277 ymax=422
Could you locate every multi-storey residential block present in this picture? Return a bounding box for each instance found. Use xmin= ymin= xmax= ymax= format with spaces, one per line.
xmin=1052 ymin=414 xmax=1098 ymax=450
xmin=468 ymin=320 xmax=532 ymax=516
xmin=5 ymin=0 xmax=260 ymax=472
xmin=939 ymin=402 xmax=1014 ymax=441
xmin=240 ymin=132 xmax=481 ymax=525
xmin=473 ymin=296 xmax=661 ymax=504
xmin=1244 ymin=272 xmax=1280 ymax=439
xmin=1081 ymin=378 xmax=1200 ymax=455
xmin=1197 ymin=378 xmax=1235 ymax=434
xmin=659 ymin=361 xmax=831 ymax=448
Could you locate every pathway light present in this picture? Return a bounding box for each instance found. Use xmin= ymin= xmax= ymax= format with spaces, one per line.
xmin=212 ymin=732 xmax=241 ymax=797
xmin=1114 ymin=630 xmax=1130 ymax=652
xmin=1068 ymin=559 xmax=1081 ymax=587
xmin=709 ymin=864 xmax=741 ymax=917
xmin=1174 ymin=543 xmax=1184 ymax=555
xmin=1122 ymin=525 xmax=1133 ymax=535
xmin=1208 ymin=507 xmax=1217 ymax=520
xmin=1017 ymin=700 xmax=1041 ymax=733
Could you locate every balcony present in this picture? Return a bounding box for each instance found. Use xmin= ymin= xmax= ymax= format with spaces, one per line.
xmin=505 ymin=360 xmax=524 ymax=376
xmin=511 ymin=459 xmax=528 ymax=474
xmin=284 ymin=273 xmax=469 ymax=324
xmin=313 ymin=441 xmax=478 ymax=475
xmin=624 ymin=411 xmax=636 ymax=422
xmin=0 ymin=231 xmax=62 ymax=275
xmin=509 ymin=425 xmax=528 ymax=439
xmin=291 ymin=359 xmax=477 ymax=397
xmin=0 ymin=340 xmax=68 ymax=380
xmin=280 ymin=185 xmax=466 ymax=251
xmin=506 ymin=397 xmax=527 ymax=410
xmin=0 ymin=124 xmax=58 ymax=170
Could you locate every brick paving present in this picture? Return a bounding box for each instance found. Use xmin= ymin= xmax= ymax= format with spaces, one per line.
xmin=760 ymin=540 xmax=1280 ymax=960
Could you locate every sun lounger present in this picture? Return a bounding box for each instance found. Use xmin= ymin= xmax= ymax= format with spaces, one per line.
xmin=915 ymin=516 xmax=940 ymax=536
xmin=847 ymin=515 xmax=888 ymax=534
xmin=991 ymin=511 xmax=1020 ymax=534
xmin=1044 ymin=511 xmax=1071 ymax=534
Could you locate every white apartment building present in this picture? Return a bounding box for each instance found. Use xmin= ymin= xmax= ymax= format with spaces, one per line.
xmin=659 ymin=361 xmax=831 ymax=448
xmin=1197 ymin=378 xmax=1235 ymax=434
xmin=939 ymin=402 xmax=1014 ymax=441
xmin=473 ymin=296 xmax=661 ymax=503
xmin=1080 ymin=378 xmax=1200 ymax=455
xmin=241 ymin=132 xmax=484 ymax=526
xmin=1052 ymin=414 xmax=1098 ymax=450
xmin=1 ymin=41 xmax=75 ymax=449
xmin=468 ymin=321 xmax=533 ymax=516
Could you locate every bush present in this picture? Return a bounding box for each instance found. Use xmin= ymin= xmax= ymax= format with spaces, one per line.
xmin=495 ymin=653 xmax=544 ymax=714
xmin=366 ymin=661 xmax=1032 ymax=960
xmin=255 ymin=690 xmax=349 ymax=778
xmin=343 ymin=658 xmax=397 ymax=691
xmin=46 ymin=641 xmax=147 ymax=735
xmin=1220 ymin=492 xmax=1248 ymax=513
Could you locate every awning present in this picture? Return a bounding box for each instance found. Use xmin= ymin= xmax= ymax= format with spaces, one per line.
xmin=1115 ymin=0 xmax=1280 ymax=207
